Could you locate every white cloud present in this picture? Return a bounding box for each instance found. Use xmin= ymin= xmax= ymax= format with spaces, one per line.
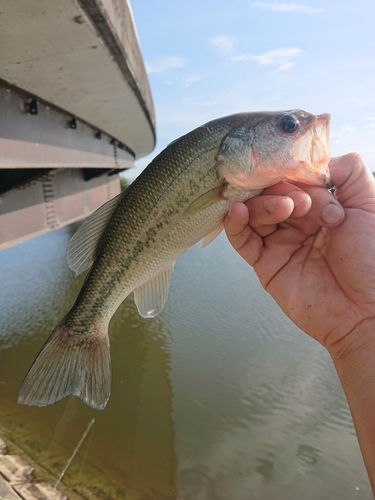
xmin=252 ymin=2 xmax=324 ymax=14
xmin=253 ymin=47 xmax=302 ymax=65
xmin=331 ymin=124 xmax=356 ymax=142
xmin=233 ymin=47 xmax=302 ymax=71
xmin=210 ymin=35 xmax=237 ymax=56
xmin=341 ymin=125 xmax=356 ymax=133
xmin=272 ymin=61 xmax=295 ymax=72
xmin=145 ymin=56 xmax=185 ymax=74
xmin=184 ymin=75 xmax=202 ymax=87
xmin=362 ymin=117 xmax=375 ymax=129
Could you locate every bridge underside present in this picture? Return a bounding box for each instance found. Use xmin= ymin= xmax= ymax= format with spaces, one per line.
xmin=0 ymin=0 xmax=155 ymax=251
xmin=0 ymin=168 xmax=120 ymax=250
xmin=0 ymin=81 xmax=133 ymax=250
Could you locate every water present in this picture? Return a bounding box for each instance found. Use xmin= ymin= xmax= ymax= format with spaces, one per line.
xmin=0 ymin=225 xmax=371 ymax=499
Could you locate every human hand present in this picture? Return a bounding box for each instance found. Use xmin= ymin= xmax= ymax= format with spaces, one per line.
xmin=224 ymin=153 xmax=375 ymax=354
xmin=225 ymin=152 xmax=375 ymax=494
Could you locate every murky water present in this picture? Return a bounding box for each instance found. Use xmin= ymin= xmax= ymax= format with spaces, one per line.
xmin=0 ymin=224 xmax=372 ymax=499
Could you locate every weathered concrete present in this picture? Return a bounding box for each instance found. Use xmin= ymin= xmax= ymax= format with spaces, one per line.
xmin=0 ymin=0 xmax=154 ymax=250
xmin=0 ymin=0 xmax=155 ymax=249
xmin=0 ymin=438 xmax=66 ymax=500
xmin=0 ymin=0 xmax=155 ymax=159
xmin=0 ymin=476 xmax=22 ymax=500
xmin=0 ymin=169 xmax=121 ymax=250
xmin=0 ymin=82 xmax=134 ymax=169
xmin=0 ymin=453 xmax=33 ymax=485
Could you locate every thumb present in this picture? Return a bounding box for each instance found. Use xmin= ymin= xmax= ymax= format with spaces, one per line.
xmin=330 ymin=153 xmax=375 ymax=210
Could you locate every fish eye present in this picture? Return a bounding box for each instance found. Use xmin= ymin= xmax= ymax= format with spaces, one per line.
xmin=280 ymin=114 xmax=300 ymax=134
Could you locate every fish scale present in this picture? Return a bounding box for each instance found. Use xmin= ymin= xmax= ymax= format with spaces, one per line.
xmin=18 ymin=110 xmax=331 ymax=409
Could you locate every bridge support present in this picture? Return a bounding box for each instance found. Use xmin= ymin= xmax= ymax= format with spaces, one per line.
xmin=0 ymin=168 xmax=120 ymax=250
xmin=0 ymin=80 xmax=131 ymax=250
xmin=0 ymin=0 xmax=155 ymax=251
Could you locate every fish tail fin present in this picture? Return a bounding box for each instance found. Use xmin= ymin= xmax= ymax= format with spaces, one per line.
xmin=17 ymin=319 xmax=111 ymax=410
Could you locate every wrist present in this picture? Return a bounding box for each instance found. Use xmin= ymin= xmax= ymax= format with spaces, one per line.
xmin=328 ymin=316 xmax=375 ymax=494
xmin=329 ymin=316 xmax=375 ymax=398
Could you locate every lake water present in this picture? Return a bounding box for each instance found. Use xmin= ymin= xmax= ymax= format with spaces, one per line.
xmin=0 ymin=223 xmax=372 ymax=499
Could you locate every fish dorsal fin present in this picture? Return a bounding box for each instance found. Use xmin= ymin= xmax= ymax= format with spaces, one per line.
xmin=184 ymin=185 xmax=225 ymax=217
xmin=133 ymin=262 xmax=175 ymax=318
xmin=67 ymin=193 xmax=122 ymax=275
xmin=200 ymin=223 xmax=224 ymax=249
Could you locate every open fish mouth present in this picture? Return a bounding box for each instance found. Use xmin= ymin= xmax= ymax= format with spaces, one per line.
xmin=294 ymin=113 xmax=331 ymax=187
xmin=311 ymin=114 xmax=330 ymax=166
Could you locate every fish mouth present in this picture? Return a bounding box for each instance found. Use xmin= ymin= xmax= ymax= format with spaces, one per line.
xmin=294 ymin=113 xmax=331 ymax=187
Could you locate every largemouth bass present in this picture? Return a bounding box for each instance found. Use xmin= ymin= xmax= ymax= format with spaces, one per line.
xmin=18 ymin=110 xmax=330 ymax=410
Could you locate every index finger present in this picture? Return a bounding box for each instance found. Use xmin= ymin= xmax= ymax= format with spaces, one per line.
xmin=224 ymin=203 xmax=263 ymax=265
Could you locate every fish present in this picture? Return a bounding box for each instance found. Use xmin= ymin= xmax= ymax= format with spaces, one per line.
xmin=18 ymin=110 xmax=331 ymax=410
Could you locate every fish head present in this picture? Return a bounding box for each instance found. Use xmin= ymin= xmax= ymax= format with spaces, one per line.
xmin=217 ymin=110 xmax=331 ymax=190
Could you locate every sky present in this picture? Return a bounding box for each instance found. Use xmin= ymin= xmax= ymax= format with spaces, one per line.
xmin=127 ymin=0 xmax=375 ymax=178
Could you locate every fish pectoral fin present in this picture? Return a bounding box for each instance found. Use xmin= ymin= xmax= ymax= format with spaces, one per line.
xmin=67 ymin=192 xmax=122 ymax=275
xmin=183 ymin=185 xmax=226 ymax=217
xmin=133 ymin=262 xmax=176 ymax=318
xmin=200 ymin=223 xmax=224 ymax=249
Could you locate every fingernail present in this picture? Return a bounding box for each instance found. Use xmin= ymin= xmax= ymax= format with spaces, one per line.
xmin=264 ymin=198 xmax=280 ymax=213
xmin=321 ymin=203 xmax=344 ymax=224
xmin=287 ymin=190 xmax=309 ymax=208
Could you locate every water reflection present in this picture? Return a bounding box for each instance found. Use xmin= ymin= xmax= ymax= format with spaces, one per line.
xmin=0 ymin=226 xmax=372 ymax=499
xmin=0 ymin=227 xmax=177 ymax=499
xmin=164 ymin=238 xmax=371 ymax=500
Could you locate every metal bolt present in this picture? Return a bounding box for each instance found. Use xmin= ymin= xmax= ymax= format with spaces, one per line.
xmin=28 ymin=98 xmax=38 ymax=115
xmin=69 ymin=118 xmax=77 ymax=129
xmin=74 ymin=15 xmax=85 ymax=24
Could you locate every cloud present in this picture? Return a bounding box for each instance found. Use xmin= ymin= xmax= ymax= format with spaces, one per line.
xmin=184 ymin=75 xmax=202 ymax=87
xmin=252 ymin=2 xmax=324 ymax=14
xmin=341 ymin=125 xmax=356 ymax=133
xmin=331 ymin=124 xmax=356 ymax=142
xmin=145 ymin=56 xmax=185 ymax=74
xmin=210 ymin=35 xmax=237 ymax=56
xmin=272 ymin=62 xmax=295 ymax=72
xmin=362 ymin=117 xmax=375 ymax=129
xmin=233 ymin=47 xmax=302 ymax=71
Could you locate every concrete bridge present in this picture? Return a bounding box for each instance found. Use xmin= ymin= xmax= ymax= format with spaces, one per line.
xmin=0 ymin=0 xmax=155 ymax=250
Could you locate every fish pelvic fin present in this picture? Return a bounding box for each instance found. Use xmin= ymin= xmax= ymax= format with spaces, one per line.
xmin=200 ymin=223 xmax=224 ymax=249
xmin=133 ymin=262 xmax=176 ymax=318
xmin=17 ymin=320 xmax=111 ymax=410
